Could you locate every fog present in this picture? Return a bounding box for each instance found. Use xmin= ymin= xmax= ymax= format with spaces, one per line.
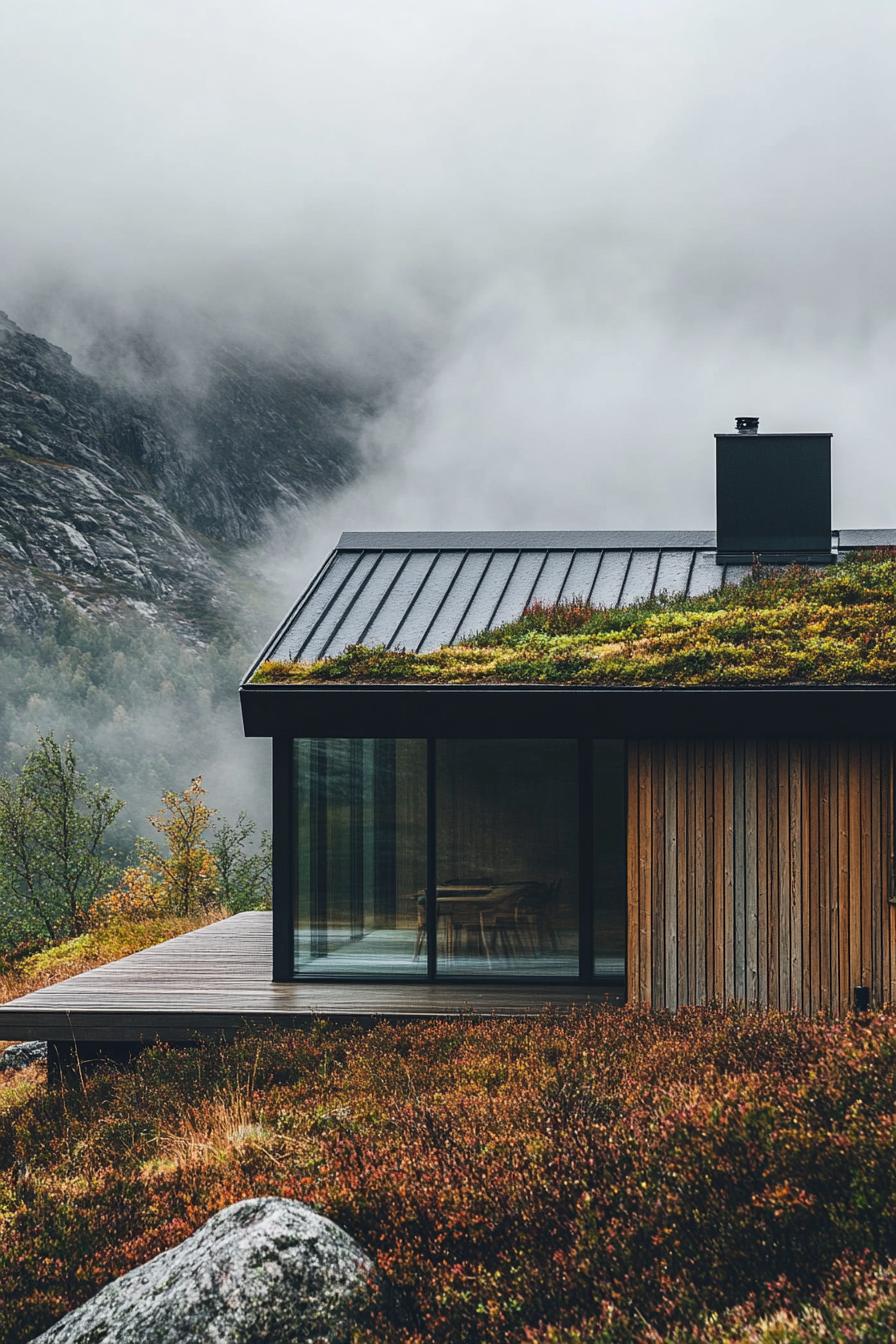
xmin=4 ymin=1 xmax=896 ymax=539
xmin=3 ymin=1 xmax=896 ymax=830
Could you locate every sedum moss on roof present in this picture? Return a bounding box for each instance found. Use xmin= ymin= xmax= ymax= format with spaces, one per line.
xmin=253 ymin=550 xmax=896 ymax=688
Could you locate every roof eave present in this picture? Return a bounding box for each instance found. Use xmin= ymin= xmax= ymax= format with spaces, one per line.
xmin=240 ymin=681 xmax=896 ymax=740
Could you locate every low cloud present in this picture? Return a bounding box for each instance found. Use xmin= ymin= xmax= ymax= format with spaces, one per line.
xmin=2 ymin=1 xmax=896 ymax=828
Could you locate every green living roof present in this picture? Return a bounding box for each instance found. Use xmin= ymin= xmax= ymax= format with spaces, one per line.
xmin=253 ymin=550 xmax=896 ymax=689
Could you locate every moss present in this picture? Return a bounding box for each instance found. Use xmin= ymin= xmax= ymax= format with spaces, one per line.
xmin=252 ymin=550 xmax=896 ymax=688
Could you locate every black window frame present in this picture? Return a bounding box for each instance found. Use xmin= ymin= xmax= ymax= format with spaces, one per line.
xmin=272 ymin=734 xmax=627 ymax=989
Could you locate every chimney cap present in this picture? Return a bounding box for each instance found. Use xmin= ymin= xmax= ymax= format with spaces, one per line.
xmin=735 ymin=416 xmax=759 ymax=435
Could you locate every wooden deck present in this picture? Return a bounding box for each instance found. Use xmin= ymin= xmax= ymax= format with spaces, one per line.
xmin=0 ymin=913 xmax=622 ymax=1044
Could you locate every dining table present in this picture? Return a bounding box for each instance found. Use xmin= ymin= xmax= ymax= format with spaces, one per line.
xmin=413 ymin=883 xmax=521 ymax=965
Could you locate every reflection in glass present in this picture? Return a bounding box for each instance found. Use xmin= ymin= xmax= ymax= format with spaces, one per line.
xmin=294 ymin=739 xmax=426 ymax=977
xmin=436 ymin=739 xmax=579 ymax=977
xmin=594 ymin=739 xmax=626 ymax=981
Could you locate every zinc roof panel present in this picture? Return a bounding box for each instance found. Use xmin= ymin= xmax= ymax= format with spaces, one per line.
xmin=423 ymin=551 xmax=492 ymax=649
xmin=489 ymin=551 xmax=548 ymax=628
xmin=453 ymin=551 xmax=519 ymax=642
xmin=362 ymin=551 xmax=438 ymax=648
xmin=529 ymin=551 xmax=575 ymax=607
xmin=620 ymin=551 xmax=660 ymax=605
xmin=559 ymin=551 xmax=602 ymax=604
xmin=317 ymin=551 xmax=408 ymax=657
xmin=290 ymin=550 xmax=380 ymax=661
xmin=654 ymin=550 xmax=694 ymax=599
xmin=267 ymin=550 xmax=359 ymax=661
xmin=393 ymin=551 xmax=467 ymax=651
xmin=590 ymin=551 xmax=630 ymax=607
xmin=687 ymin=550 xmax=723 ymax=597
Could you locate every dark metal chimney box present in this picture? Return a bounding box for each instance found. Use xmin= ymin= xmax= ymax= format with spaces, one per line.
xmin=715 ymin=430 xmax=833 ymax=565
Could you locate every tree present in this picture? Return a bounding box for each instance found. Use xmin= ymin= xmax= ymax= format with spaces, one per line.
xmin=211 ymin=813 xmax=272 ymax=912
xmin=0 ymin=736 xmax=123 ymax=945
xmin=141 ymin=777 xmax=219 ymax=917
xmin=91 ymin=781 xmax=271 ymax=928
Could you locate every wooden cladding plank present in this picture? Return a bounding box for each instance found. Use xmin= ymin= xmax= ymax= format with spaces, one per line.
xmin=736 ymin=736 xmax=752 ymax=1010
xmin=756 ymin=742 xmax=768 ymax=1011
xmin=679 ymin=741 xmax=690 ymax=1004
xmin=837 ymin=742 xmax=851 ymax=1017
xmin=694 ymin=742 xmax=707 ymax=1005
xmin=627 ymin=737 xmax=895 ymax=1016
xmin=627 ymin=744 xmax=640 ymax=1005
xmin=778 ymin=742 xmax=791 ymax=1011
xmin=789 ymin=744 xmax=803 ymax=1013
xmin=871 ymin=741 xmax=882 ymax=1007
xmin=651 ymin=742 xmax=666 ymax=1007
xmin=891 ymin=739 xmax=895 ymax=1004
xmin=745 ymin=741 xmax=759 ymax=1009
xmin=664 ymin=743 xmax=678 ymax=1010
xmin=641 ymin=751 xmax=652 ymax=1006
xmin=769 ymin=744 xmax=780 ymax=1010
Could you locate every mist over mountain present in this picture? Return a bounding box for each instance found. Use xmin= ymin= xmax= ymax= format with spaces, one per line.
xmin=0 ymin=305 xmax=367 ymax=833
xmin=3 ymin=0 xmax=896 ymax=838
xmin=0 ymin=307 xmax=363 ymax=640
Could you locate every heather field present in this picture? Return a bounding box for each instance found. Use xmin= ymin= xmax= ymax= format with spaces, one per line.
xmin=2 ymin=1002 xmax=896 ymax=1342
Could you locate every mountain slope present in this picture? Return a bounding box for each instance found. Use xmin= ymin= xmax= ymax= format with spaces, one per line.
xmin=0 ymin=312 xmax=360 ymax=638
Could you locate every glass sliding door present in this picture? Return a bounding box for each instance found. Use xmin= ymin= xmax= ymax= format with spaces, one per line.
xmin=294 ymin=739 xmax=427 ymax=977
xmin=435 ymin=739 xmax=579 ymax=977
xmin=593 ymin=739 xmax=626 ymax=982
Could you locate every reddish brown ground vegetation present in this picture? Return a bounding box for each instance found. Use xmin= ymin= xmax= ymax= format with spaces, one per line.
xmin=1 ymin=1007 xmax=896 ymax=1341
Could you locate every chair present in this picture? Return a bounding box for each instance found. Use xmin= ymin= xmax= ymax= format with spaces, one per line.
xmin=511 ymin=880 xmax=560 ymax=958
xmin=414 ymin=895 xmax=426 ymax=960
xmin=475 ymin=884 xmax=532 ymax=964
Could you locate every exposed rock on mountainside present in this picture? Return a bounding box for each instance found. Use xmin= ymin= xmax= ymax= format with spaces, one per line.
xmin=0 ymin=312 xmax=360 ymax=638
xmin=31 ymin=1197 xmax=373 ymax=1344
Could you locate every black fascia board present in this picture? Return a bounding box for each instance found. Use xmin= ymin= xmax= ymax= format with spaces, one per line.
xmin=240 ymin=683 xmax=896 ymax=740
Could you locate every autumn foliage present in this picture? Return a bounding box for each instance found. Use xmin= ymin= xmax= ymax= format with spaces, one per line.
xmin=2 ymin=1007 xmax=896 ymax=1341
xmin=89 ymin=778 xmax=220 ymax=926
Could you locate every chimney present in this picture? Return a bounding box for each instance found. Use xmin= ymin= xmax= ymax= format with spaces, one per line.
xmin=715 ymin=419 xmax=834 ymax=565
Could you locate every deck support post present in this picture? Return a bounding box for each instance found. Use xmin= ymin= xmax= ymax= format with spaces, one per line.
xmin=47 ymin=1041 xmax=143 ymax=1089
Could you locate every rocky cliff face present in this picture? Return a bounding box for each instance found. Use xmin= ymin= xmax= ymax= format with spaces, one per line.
xmin=0 ymin=311 xmax=360 ymax=639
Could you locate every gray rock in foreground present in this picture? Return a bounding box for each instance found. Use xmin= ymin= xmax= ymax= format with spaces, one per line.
xmin=31 ymin=1197 xmax=373 ymax=1344
xmin=0 ymin=1040 xmax=46 ymax=1072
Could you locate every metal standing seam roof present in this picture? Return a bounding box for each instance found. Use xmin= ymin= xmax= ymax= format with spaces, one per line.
xmin=256 ymin=528 xmax=896 ymax=668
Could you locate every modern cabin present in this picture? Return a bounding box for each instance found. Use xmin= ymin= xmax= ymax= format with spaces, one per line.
xmin=240 ymin=421 xmax=896 ymax=1016
xmin=2 ymin=420 xmax=895 ymax=1069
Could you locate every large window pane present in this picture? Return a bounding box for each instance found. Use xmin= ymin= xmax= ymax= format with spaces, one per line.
xmin=294 ymin=739 xmax=426 ymax=977
xmin=594 ymin=740 xmax=626 ymax=981
xmin=436 ymin=739 xmax=579 ymax=977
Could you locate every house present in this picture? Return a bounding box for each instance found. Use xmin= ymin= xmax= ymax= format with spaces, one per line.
xmin=241 ymin=420 xmax=896 ymax=1015
xmin=2 ymin=420 xmax=894 ymax=1078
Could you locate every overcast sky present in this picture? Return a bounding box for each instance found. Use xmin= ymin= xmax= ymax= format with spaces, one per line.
xmin=3 ymin=0 xmax=896 ymax=537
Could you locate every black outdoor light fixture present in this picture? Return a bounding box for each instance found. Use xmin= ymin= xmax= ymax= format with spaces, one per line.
xmin=853 ymin=986 xmax=870 ymax=1014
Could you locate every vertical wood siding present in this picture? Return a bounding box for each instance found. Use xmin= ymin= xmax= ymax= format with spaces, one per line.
xmin=626 ymin=739 xmax=896 ymax=1015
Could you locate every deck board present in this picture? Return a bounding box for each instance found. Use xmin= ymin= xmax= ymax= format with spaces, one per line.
xmin=0 ymin=914 xmax=621 ymax=1042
